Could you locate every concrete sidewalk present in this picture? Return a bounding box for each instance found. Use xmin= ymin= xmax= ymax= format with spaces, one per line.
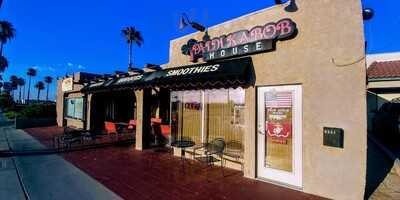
xmin=0 ymin=116 xmax=122 ymax=200
xmin=0 ymin=157 xmax=25 ymax=200
xmin=0 ymin=115 xmax=25 ymax=200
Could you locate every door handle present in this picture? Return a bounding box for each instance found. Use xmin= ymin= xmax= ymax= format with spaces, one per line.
xmin=258 ymin=127 xmax=264 ymax=135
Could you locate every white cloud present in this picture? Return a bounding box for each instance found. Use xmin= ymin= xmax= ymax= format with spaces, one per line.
xmin=67 ymin=62 xmax=73 ymax=67
xmin=48 ymin=66 xmax=56 ymax=72
xmin=32 ymin=66 xmax=40 ymax=70
xmin=77 ymin=64 xmax=85 ymax=69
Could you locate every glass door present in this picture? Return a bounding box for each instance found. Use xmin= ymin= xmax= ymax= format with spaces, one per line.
xmin=257 ymin=85 xmax=302 ymax=188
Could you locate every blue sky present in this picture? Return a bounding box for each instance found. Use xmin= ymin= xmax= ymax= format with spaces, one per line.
xmin=0 ymin=0 xmax=398 ymax=100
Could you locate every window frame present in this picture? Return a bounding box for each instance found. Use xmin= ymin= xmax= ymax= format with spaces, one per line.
xmin=64 ymin=97 xmax=85 ymax=120
xmin=170 ymin=88 xmax=245 ymax=144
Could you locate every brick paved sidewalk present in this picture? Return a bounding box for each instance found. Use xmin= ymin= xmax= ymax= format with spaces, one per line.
xmin=26 ymin=126 xmax=325 ymax=200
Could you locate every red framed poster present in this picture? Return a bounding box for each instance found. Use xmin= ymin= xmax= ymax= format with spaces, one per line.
xmin=265 ymin=91 xmax=293 ymax=144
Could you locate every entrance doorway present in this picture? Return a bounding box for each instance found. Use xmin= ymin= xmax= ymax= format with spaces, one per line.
xmin=256 ymin=85 xmax=302 ymax=188
xmin=90 ymin=91 xmax=136 ymax=132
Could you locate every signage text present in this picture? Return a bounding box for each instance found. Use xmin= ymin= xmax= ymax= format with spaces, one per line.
xmin=182 ymin=18 xmax=297 ymax=62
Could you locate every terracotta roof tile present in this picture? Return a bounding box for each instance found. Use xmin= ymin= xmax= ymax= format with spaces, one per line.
xmin=367 ymin=60 xmax=400 ymax=79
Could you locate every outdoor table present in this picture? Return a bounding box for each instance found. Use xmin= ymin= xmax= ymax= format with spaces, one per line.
xmin=115 ymin=122 xmax=129 ymax=133
xmin=171 ymin=140 xmax=195 ymax=172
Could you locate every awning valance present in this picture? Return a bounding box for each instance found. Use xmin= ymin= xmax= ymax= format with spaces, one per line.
xmin=82 ymin=57 xmax=254 ymax=93
xmin=142 ymin=57 xmax=253 ymax=90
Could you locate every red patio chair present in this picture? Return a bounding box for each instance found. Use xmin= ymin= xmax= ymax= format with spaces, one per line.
xmin=128 ymin=119 xmax=136 ymax=130
xmin=104 ymin=121 xmax=118 ymax=141
xmin=104 ymin=121 xmax=117 ymax=134
xmin=160 ymin=125 xmax=170 ymax=138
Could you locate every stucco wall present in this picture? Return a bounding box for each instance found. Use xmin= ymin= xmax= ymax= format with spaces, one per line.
xmin=56 ymin=76 xmax=86 ymax=128
xmin=65 ymin=118 xmax=84 ymax=129
xmin=167 ymin=1 xmax=366 ymax=199
xmin=56 ymin=79 xmax=64 ymax=127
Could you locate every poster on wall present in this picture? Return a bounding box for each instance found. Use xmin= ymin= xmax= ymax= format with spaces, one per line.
xmin=265 ymin=90 xmax=293 ymax=144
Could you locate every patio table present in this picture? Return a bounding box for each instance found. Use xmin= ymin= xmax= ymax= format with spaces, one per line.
xmin=115 ymin=122 xmax=129 ymax=134
xmin=171 ymin=140 xmax=195 ymax=172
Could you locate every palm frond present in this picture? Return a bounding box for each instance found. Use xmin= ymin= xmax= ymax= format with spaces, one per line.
xmin=17 ymin=77 xmax=25 ymax=86
xmin=35 ymin=81 xmax=45 ymax=90
xmin=0 ymin=21 xmax=16 ymax=44
xmin=44 ymin=76 xmax=53 ymax=83
xmin=122 ymin=26 xmax=143 ymax=46
xmin=9 ymin=75 xmax=18 ymax=83
xmin=27 ymin=68 xmax=37 ymax=76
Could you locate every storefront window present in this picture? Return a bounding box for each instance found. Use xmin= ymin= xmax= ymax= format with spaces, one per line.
xmin=65 ymin=98 xmax=84 ymax=120
xmin=205 ymin=88 xmax=245 ymax=143
xmin=170 ymin=88 xmax=245 ymax=145
xmin=171 ymin=91 xmax=202 ymax=144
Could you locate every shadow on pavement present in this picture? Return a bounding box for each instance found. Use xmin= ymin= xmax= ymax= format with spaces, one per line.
xmin=364 ymin=138 xmax=395 ymax=199
xmin=0 ymin=118 xmax=13 ymax=127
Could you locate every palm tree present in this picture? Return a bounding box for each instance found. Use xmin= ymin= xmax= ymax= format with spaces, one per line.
xmin=17 ymin=77 xmax=25 ymax=103
xmin=26 ymin=68 xmax=37 ymax=103
xmin=2 ymin=81 xmax=11 ymax=94
xmin=44 ymin=76 xmax=53 ymax=101
xmin=121 ymin=26 xmax=143 ymax=68
xmin=0 ymin=55 xmax=7 ymax=73
xmin=9 ymin=75 xmax=18 ymax=100
xmin=0 ymin=21 xmax=16 ymax=56
xmin=34 ymin=81 xmax=44 ymax=101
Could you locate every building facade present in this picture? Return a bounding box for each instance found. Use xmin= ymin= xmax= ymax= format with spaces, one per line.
xmin=367 ymin=60 xmax=400 ymax=131
xmin=56 ymin=1 xmax=367 ymax=199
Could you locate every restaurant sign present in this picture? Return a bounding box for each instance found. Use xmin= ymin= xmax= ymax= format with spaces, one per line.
xmin=62 ymin=77 xmax=73 ymax=92
xmin=166 ymin=64 xmax=219 ymax=77
xmin=181 ymin=18 xmax=297 ymax=62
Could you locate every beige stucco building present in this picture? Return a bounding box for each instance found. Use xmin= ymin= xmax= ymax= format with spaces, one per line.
xmin=56 ymin=1 xmax=368 ymax=199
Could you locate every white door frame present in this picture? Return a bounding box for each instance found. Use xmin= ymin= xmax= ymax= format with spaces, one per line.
xmin=256 ymin=85 xmax=303 ymax=188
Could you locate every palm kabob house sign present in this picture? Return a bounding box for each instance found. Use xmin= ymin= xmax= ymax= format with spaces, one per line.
xmin=82 ymin=19 xmax=297 ymax=92
xmin=181 ymin=18 xmax=297 ymax=62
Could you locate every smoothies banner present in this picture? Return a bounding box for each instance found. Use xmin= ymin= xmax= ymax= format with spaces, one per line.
xmin=265 ymin=91 xmax=293 ymax=144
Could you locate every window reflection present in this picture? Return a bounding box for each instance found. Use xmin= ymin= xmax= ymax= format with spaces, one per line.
xmin=170 ymin=88 xmax=245 ymax=145
xmin=65 ymin=98 xmax=84 ymax=119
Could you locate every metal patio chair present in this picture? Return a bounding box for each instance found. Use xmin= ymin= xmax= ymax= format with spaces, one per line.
xmin=224 ymin=140 xmax=244 ymax=171
xmin=194 ymin=138 xmax=226 ymax=176
xmin=56 ymin=126 xmax=84 ymax=149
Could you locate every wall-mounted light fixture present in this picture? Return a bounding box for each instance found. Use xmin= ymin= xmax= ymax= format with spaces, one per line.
xmin=363 ymin=8 xmax=374 ymax=20
xmin=284 ymin=0 xmax=298 ymax=12
xmin=179 ymin=13 xmax=206 ymax=32
xmin=274 ymin=0 xmax=298 ymax=12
